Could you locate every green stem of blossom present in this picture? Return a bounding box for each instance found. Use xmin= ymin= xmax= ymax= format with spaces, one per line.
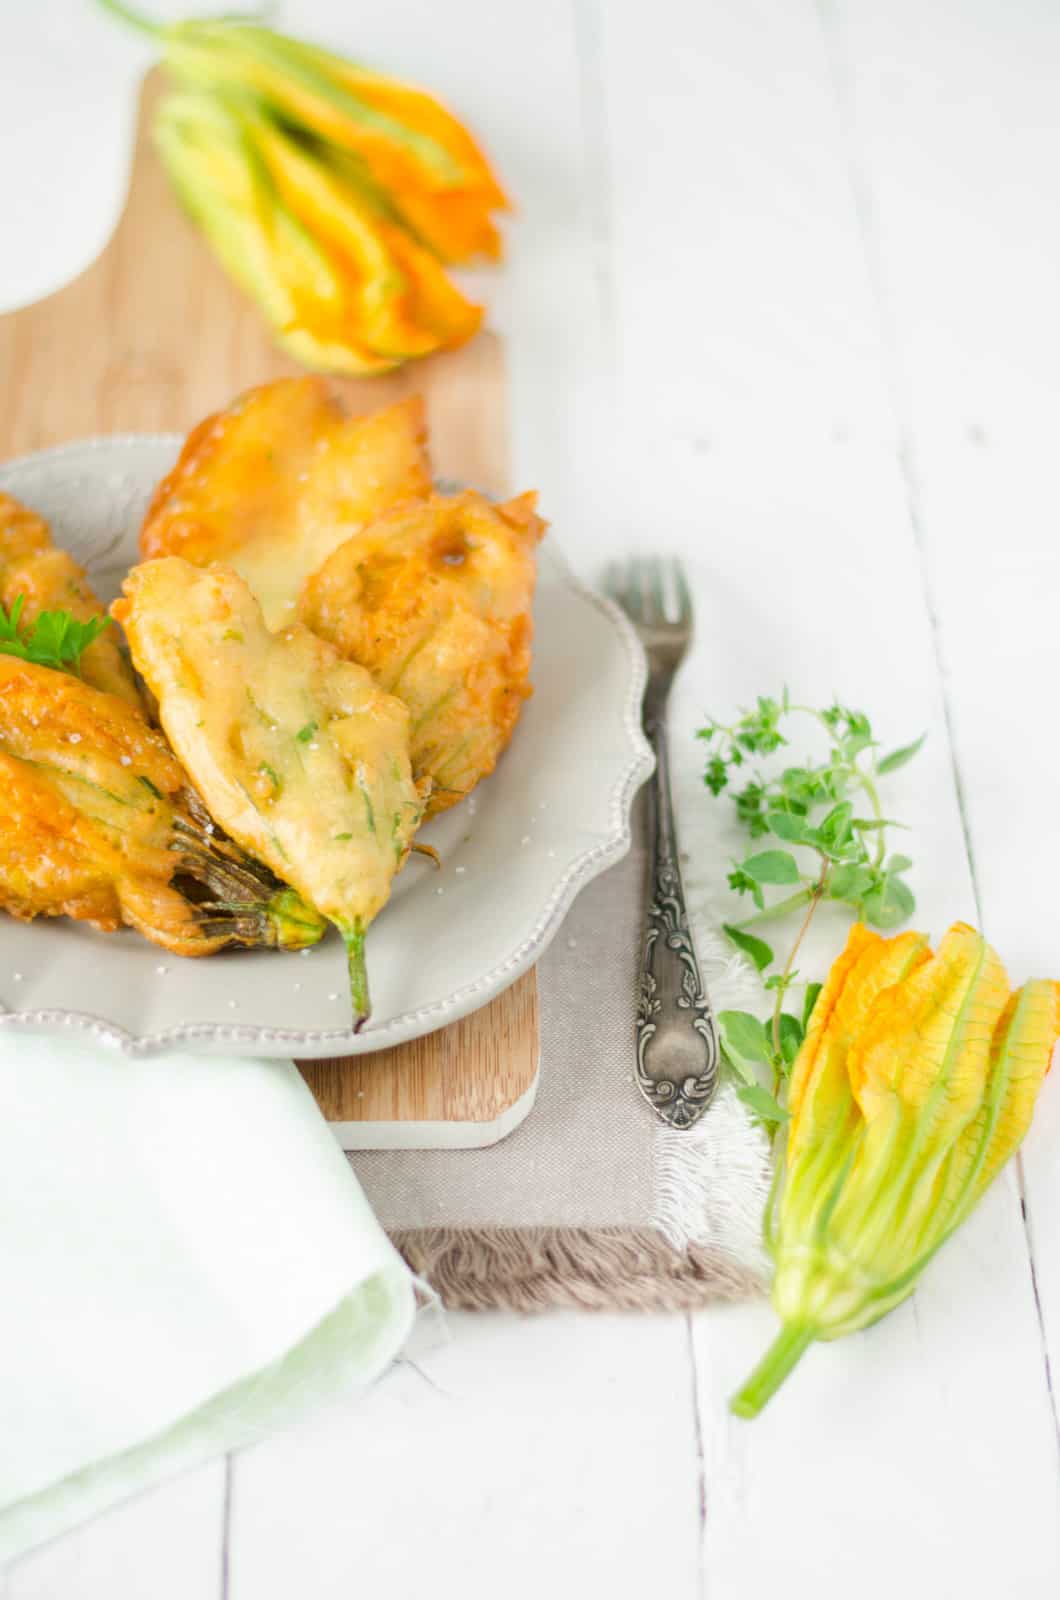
xmin=343 ymin=922 xmax=370 ymax=1031
xmin=94 ymin=0 xmax=163 ymax=38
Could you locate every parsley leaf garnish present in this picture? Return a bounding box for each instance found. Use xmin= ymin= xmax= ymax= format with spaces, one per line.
xmin=0 ymin=595 xmax=110 ymax=677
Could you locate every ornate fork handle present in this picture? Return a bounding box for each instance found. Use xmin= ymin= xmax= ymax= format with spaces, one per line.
xmin=635 ymin=704 xmax=720 ymax=1129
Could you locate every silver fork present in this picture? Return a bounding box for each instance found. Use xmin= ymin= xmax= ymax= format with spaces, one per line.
xmin=605 ymin=558 xmax=720 ymax=1129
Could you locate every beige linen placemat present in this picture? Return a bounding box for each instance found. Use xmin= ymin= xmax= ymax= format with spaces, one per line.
xmin=351 ymin=801 xmax=771 ymax=1310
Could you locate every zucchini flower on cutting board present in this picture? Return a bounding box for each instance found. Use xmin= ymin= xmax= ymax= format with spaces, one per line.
xmin=114 ymin=558 xmax=429 ymax=1026
xmin=153 ymin=89 xmax=482 ymax=375
xmin=99 ymin=3 xmax=505 ymax=371
xmin=129 ymin=9 xmax=508 ymax=262
xmin=733 ymin=921 xmax=1060 ymax=1417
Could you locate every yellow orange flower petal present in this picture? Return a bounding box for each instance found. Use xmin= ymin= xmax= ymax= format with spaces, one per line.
xmin=733 ymin=923 xmax=1055 ymax=1418
xmin=786 ymin=923 xmax=929 ymax=1166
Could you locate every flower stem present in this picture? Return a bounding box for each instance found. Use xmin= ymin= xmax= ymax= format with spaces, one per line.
xmin=770 ymin=857 xmax=829 ymax=1060
xmin=342 ymin=923 xmax=370 ymax=1031
xmin=730 ymin=1323 xmax=815 ymax=1418
xmin=95 ymin=0 xmax=163 ymax=38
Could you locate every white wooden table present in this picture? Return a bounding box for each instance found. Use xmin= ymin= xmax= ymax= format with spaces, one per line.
xmin=5 ymin=2 xmax=1060 ymax=1594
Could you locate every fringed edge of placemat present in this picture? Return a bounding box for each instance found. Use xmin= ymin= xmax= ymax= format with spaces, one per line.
xmin=391 ymin=1226 xmax=766 ymax=1312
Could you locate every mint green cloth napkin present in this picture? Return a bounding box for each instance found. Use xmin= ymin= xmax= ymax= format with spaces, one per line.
xmin=0 ymin=1036 xmax=419 ymax=1564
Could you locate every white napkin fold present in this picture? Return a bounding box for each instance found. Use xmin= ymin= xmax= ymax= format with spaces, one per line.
xmin=0 ymin=1035 xmax=420 ymax=1565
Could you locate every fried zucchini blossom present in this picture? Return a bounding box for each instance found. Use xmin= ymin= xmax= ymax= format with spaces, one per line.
xmin=0 ymin=656 xmax=325 ymax=955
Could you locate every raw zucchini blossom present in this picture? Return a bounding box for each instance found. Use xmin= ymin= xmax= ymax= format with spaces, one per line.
xmin=733 ymin=922 xmax=1060 ymax=1418
xmin=99 ymin=2 xmax=504 ymax=370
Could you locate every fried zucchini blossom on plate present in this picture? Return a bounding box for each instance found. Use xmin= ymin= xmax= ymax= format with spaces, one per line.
xmin=302 ymin=489 xmax=546 ymax=814
xmin=0 ymin=654 xmax=324 ymax=956
xmin=115 ymin=556 xmax=428 ymax=1025
xmin=138 ymin=377 xmax=431 ymax=627
xmin=0 ymin=491 xmax=143 ymax=708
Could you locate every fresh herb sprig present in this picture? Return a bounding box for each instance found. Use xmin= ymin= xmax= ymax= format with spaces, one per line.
xmin=697 ymin=693 xmax=923 ymax=1128
xmin=0 ymin=595 xmax=110 ymax=676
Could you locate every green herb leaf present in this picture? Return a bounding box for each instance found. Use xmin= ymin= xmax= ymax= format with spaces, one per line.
xmin=702 ymin=694 xmax=919 ymax=1102
xmin=723 ymin=924 xmax=774 ymax=972
xmin=765 ymin=810 xmax=815 ymax=844
xmin=841 ymin=730 xmax=875 ymax=759
xmin=862 ymin=873 xmax=916 ymax=930
xmin=295 ymin=721 xmax=318 ymax=744
xmin=815 ymin=800 xmax=855 ymax=858
xmin=735 ymin=781 xmax=770 ymax=836
xmin=778 ymin=1012 xmax=803 ymax=1067
xmin=827 ymin=862 xmax=876 ymax=902
xmin=801 ymin=981 xmax=823 ymax=1031
xmin=719 ymin=1011 xmax=773 ymax=1078
xmin=876 ymin=734 xmax=926 ymax=775
xmin=737 ymin=1083 xmax=790 ymax=1127
xmin=703 ymin=755 xmax=729 ymax=795
xmin=740 ymin=849 xmax=801 ymax=887
xmin=727 ymin=868 xmax=765 ymax=911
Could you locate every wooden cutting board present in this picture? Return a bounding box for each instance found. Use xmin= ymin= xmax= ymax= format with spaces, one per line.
xmin=0 ymin=73 xmax=539 ymax=1149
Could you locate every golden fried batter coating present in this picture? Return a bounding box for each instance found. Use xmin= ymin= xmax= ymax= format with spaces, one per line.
xmin=116 ymin=558 xmax=428 ymax=1022
xmin=139 ymin=378 xmax=432 ymax=627
xmin=0 ymin=655 xmax=324 ymax=955
xmin=301 ymin=491 xmax=545 ymax=814
xmin=0 ymin=492 xmax=143 ymax=706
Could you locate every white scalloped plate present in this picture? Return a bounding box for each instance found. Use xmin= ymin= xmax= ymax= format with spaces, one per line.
xmin=0 ymin=437 xmax=652 ymax=1057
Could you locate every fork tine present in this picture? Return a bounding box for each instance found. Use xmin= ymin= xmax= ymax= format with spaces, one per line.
xmin=672 ymin=559 xmax=693 ymax=625
xmin=616 ymin=560 xmax=644 ymax=620
xmin=625 ymin=559 xmax=644 ymax=621
xmin=647 ymin=558 xmax=667 ymax=624
xmin=604 ymin=557 xmax=692 ymax=637
xmin=603 ymin=561 xmax=624 ymax=604
xmin=635 ymin=558 xmax=659 ymax=625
